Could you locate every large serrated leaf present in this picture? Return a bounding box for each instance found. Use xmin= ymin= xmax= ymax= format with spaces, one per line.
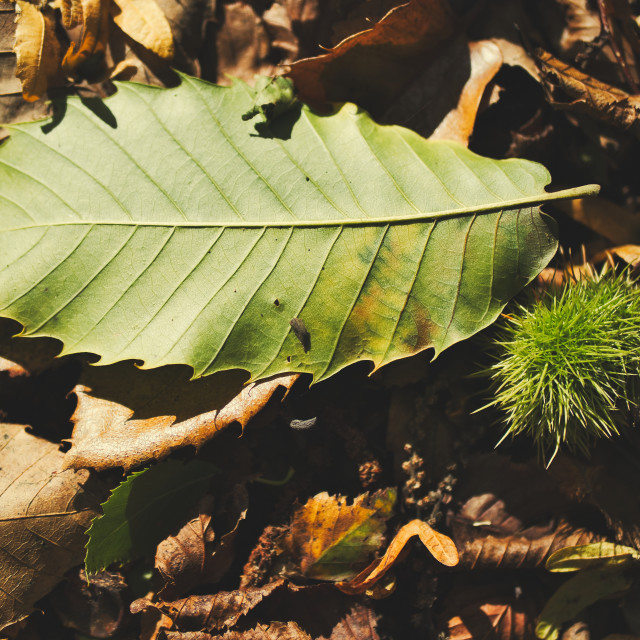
xmin=0 ymin=75 xmax=596 ymax=381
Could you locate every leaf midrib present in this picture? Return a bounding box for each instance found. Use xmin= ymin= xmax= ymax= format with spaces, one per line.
xmin=0 ymin=183 xmax=599 ymax=233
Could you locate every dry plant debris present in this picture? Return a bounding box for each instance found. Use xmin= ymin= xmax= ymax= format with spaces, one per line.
xmin=3 ymin=1 xmax=640 ymax=638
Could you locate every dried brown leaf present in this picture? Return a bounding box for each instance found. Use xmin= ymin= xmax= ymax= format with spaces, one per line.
xmin=64 ymin=369 xmax=298 ymax=471
xmin=61 ymin=0 xmax=110 ymax=73
xmin=61 ymin=0 xmax=84 ymax=29
xmin=14 ymin=2 xmax=62 ymax=101
xmin=284 ymin=489 xmax=396 ymax=581
xmin=603 ymin=244 xmax=640 ymax=265
xmin=337 ymin=519 xmax=458 ymax=595
xmin=0 ymin=425 xmax=100 ymax=631
xmin=217 ymin=2 xmax=273 ymax=84
xmin=287 ymin=0 xmax=456 ymax=114
xmin=442 ymin=584 xmax=540 ymax=640
xmin=111 ymin=0 xmax=174 ymax=60
xmin=161 ymin=621 xmax=312 ymax=639
xmin=131 ymin=580 xmax=284 ymax=631
xmin=156 ymin=487 xmax=248 ymax=599
xmin=452 ymin=518 xmax=596 ymax=570
xmin=429 ymin=39 xmax=503 ymax=145
xmin=536 ymin=48 xmax=640 ymax=128
xmin=318 ymin=604 xmax=380 ymax=640
xmin=0 ymin=355 xmax=28 ymax=378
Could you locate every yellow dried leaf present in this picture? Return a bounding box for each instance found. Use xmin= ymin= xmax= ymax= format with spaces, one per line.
xmin=14 ymin=2 xmax=62 ymax=101
xmin=111 ymin=0 xmax=174 ymax=60
xmin=61 ymin=0 xmax=109 ymax=73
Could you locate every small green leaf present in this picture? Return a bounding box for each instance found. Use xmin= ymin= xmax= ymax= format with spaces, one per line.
xmin=546 ymin=542 xmax=640 ymax=573
xmin=85 ymin=459 xmax=217 ymax=574
xmin=536 ymin=567 xmax=633 ymax=640
xmin=242 ymin=76 xmax=298 ymax=124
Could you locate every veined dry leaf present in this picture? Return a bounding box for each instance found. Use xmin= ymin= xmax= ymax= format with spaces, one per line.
xmin=284 ymin=489 xmax=396 ymax=581
xmin=131 ymin=580 xmax=284 ymax=631
xmin=429 ymin=39 xmax=503 ymax=145
xmin=156 ymin=487 xmax=248 ymax=599
xmin=14 ymin=2 xmax=62 ymax=101
xmin=337 ymin=519 xmax=458 ymax=595
xmin=61 ymin=0 xmax=84 ymax=29
xmin=441 ymin=583 xmax=540 ymax=640
xmin=62 ymin=0 xmax=110 ymax=73
xmin=111 ymin=0 xmax=174 ymax=60
xmin=64 ymin=371 xmax=298 ymax=472
xmin=287 ymin=0 xmax=456 ymax=114
xmin=0 ymin=424 xmax=100 ymax=631
xmin=318 ymin=604 xmax=380 ymax=640
xmin=161 ymin=622 xmax=312 ymax=639
xmin=535 ymin=48 xmax=640 ymax=128
xmin=452 ymin=518 xmax=595 ymax=570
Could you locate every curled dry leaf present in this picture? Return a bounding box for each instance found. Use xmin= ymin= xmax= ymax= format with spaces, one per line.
xmin=160 ymin=621 xmax=312 ymax=639
xmin=284 ymin=489 xmax=396 ymax=581
xmin=64 ymin=371 xmax=298 ymax=472
xmin=318 ymin=603 xmax=380 ymax=640
xmin=156 ymin=487 xmax=248 ymax=599
xmin=452 ymin=518 xmax=595 ymax=570
xmin=0 ymin=424 xmax=100 ymax=631
xmin=429 ymin=39 xmax=503 ymax=145
xmin=535 ymin=48 xmax=640 ymax=128
xmin=14 ymin=2 xmax=62 ymax=101
xmin=131 ymin=580 xmax=284 ymax=631
xmin=61 ymin=0 xmax=84 ymax=29
xmin=62 ymin=0 xmax=110 ymax=72
xmin=441 ymin=583 xmax=540 ymax=640
xmin=110 ymin=0 xmax=174 ymax=60
xmin=337 ymin=519 xmax=458 ymax=595
xmin=287 ymin=0 xmax=456 ymax=114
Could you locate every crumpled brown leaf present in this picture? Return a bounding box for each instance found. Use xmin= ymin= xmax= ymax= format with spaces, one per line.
xmin=429 ymin=39 xmax=503 ymax=144
xmin=536 ymin=48 xmax=640 ymax=128
xmin=318 ymin=604 xmax=380 ymax=640
xmin=62 ymin=0 xmax=110 ymax=73
xmin=449 ymin=454 xmax=599 ymax=569
xmin=110 ymin=0 xmax=174 ymax=60
xmin=337 ymin=519 xmax=458 ymax=595
xmin=160 ymin=621 xmax=311 ymax=639
xmin=63 ymin=367 xmax=298 ymax=471
xmin=440 ymin=583 xmax=541 ymax=640
xmin=283 ymin=489 xmax=396 ymax=581
xmin=156 ymin=487 xmax=248 ymax=599
xmin=0 ymin=424 xmax=100 ymax=631
xmin=287 ymin=0 xmax=456 ymax=114
xmin=131 ymin=580 xmax=285 ymax=631
xmin=14 ymin=1 xmax=62 ymax=101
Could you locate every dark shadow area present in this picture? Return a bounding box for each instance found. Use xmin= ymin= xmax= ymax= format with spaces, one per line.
xmin=251 ymin=102 xmax=302 ymax=141
xmin=40 ymin=95 xmax=67 ymax=134
xmin=79 ymin=95 xmax=118 ymax=129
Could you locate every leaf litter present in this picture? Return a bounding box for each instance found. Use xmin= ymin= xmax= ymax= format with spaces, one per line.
xmin=3 ymin=1 xmax=640 ymax=638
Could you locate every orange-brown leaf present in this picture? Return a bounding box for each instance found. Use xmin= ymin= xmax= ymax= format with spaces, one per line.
xmin=64 ymin=367 xmax=298 ymax=472
xmin=287 ymin=0 xmax=455 ymax=113
xmin=110 ymin=0 xmax=173 ymax=60
xmin=161 ymin=622 xmax=312 ymax=639
xmin=131 ymin=581 xmax=284 ymax=631
xmin=429 ymin=40 xmax=503 ymax=145
xmin=535 ymin=48 xmax=640 ymax=128
xmin=61 ymin=0 xmax=110 ymax=73
xmin=14 ymin=2 xmax=62 ymax=101
xmin=284 ymin=489 xmax=396 ymax=582
xmin=337 ymin=519 xmax=458 ymax=595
